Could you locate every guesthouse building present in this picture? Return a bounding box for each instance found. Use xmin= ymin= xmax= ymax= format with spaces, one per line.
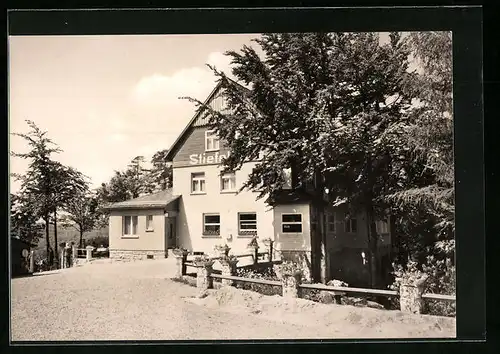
xmin=107 ymin=82 xmax=393 ymax=286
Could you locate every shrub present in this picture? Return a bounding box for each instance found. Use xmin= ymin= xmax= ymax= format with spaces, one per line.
xmin=193 ymin=254 xmax=213 ymax=266
xmin=86 ymin=235 xmax=109 ymax=248
xmin=301 ymin=279 xmax=350 ymax=304
xmin=389 ymin=257 xmax=456 ymax=317
xmin=235 ymin=267 xmax=281 ymax=296
xmin=421 ymin=256 xmax=456 ymax=317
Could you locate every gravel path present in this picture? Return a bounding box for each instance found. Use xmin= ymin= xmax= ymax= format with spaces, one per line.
xmin=11 ymin=258 xmax=455 ymax=341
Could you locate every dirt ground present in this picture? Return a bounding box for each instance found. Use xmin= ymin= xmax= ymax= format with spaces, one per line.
xmin=10 ymin=258 xmax=455 ymax=341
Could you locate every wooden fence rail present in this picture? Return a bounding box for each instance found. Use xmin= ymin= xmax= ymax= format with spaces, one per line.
xmin=184 ymin=252 xmax=271 ymax=272
xmin=76 ymin=249 xmax=87 ymax=258
xmin=421 ymin=293 xmax=456 ymax=302
xmin=173 ymin=244 xmax=455 ymax=315
xmin=177 ymin=252 xmax=455 ymax=315
xmin=210 ymin=273 xmax=282 ymax=286
xmin=300 ymin=283 xmax=399 ymax=297
xmin=186 ymin=251 xmax=268 ymax=262
xmin=204 ymin=272 xmax=455 ymax=315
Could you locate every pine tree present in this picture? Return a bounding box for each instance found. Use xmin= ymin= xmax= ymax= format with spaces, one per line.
xmin=149 ymin=149 xmax=173 ymax=191
xmin=11 ymin=120 xmax=63 ymax=261
xmin=11 ymin=120 xmax=89 ymax=268
xmin=10 ymin=193 xmax=44 ymax=245
xmin=126 ymin=156 xmax=150 ymax=197
xmin=386 ymin=32 xmax=454 ymax=259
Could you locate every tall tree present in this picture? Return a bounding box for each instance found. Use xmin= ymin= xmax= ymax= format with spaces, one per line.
xmin=11 ymin=120 xmax=62 ymax=260
xmin=94 ymin=171 xmax=131 ymax=230
xmin=386 ymin=32 xmax=454 ymax=251
xmin=10 ymin=193 xmax=44 ymax=245
xmin=310 ymin=33 xmax=426 ymax=286
xmin=96 ymin=171 xmax=131 ymax=204
xmin=148 ymin=149 xmax=173 ymax=191
xmin=126 ymin=155 xmax=150 ymax=197
xmin=47 ymin=161 xmax=88 ymax=267
xmin=11 ymin=120 xmax=89 ymax=268
xmin=186 ymin=32 xmax=422 ymax=286
xmin=96 ymin=155 xmax=157 ymax=205
xmin=61 ymin=191 xmax=100 ymax=247
xmin=94 ymin=156 xmax=152 ymax=229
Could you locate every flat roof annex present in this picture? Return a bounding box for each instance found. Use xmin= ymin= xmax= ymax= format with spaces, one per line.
xmin=105 ymin=189 xmax=180 ymax=211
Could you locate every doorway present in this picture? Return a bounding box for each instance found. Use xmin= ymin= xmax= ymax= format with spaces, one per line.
xmin=165 ymin=217 xmax=177 ymax=250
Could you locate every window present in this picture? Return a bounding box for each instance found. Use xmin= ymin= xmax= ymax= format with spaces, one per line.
xmin=146 ymin=215 xmax=154 ymax=232
xmin=220 ymin=172 xmax=236 ymax=192
xmin=376 ymin=218 xmax=390 ymax=234
xmin=344 ymin=214 xmax=357 ymax=233
xmin=205 ymin=130 xmax=220 ymax=151
xmin=122 ymin=215 xmax=138 ymax=236
xmin=191 ymin=172 xmax=206 ymax=193
xmin=238 ymin=213 xmax=257 ymax=235
xmin=203 ymin=213 xmax=220 ymax=236
xmin=282 ymin=214 xmax=303 ymax=233
xmin=327 ymin=213 xmax=336 ymax=233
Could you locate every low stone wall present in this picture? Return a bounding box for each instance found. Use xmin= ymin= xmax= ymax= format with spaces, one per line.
xmin=109 ymin=249 xmax=166 ymax=261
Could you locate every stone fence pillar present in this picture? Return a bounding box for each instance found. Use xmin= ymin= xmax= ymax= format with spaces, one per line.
xmin=282 ymin=270 xmax=303 ymax=299
xmin=173 ymin=249 xmax=189 ymax=278
xmin=29 ymin=250 xmax=35 ymax=273
xmin=219 ymin=257 xmax=239 ymax=286
xmin=253 ymin=247 xmax=259 ymax=264
xmin=263 ymin=239 xmax=274 ymax=262
xmin=247 ymin=237 xmax=260 ymax=265
xmin=399 ymin=276 xmax=428 ymax=314
xmin=196 ymin=261 xmax=214 ymax=292
xmin=86 ymin=246 xmax=95 ymax=262
xmin=72 ymin=245 xmax=78 ymax=266
xmin=60 ymin=248 xmax=65 ymax=269
xmin=174 ymin=254 xmax=187 ymax=278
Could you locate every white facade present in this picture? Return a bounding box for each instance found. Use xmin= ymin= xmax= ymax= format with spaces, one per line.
xmin=172 ymin=161 xmax=276 ymax=256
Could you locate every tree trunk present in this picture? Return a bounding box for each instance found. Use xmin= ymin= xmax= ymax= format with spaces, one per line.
xmin=365 ymin=205 xmax=379 ymax=288
xmin=312 ymin=170 xmax=327 ymax=284
xmin=318 ymin=203 xmax=327 ymax=284
xmin=44 ymin=214 xmax=50 ymax=263
xmin=79 ymin=228 xmax=84 ymax=248
xmin=53 ymin=209 xmax=59 ymax=269
xmin=365 ymin=156 xmax=379 ymax=288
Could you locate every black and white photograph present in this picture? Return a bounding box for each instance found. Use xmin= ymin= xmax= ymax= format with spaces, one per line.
xmin=8 ymin=8 xmax=483 ymax=343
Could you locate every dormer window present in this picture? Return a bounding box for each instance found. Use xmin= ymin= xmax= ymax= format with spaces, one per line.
xmin=205 ymin=130 xmax=220 ymax=152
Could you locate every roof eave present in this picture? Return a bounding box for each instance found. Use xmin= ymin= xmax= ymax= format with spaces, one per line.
xmin=106 ymin=204 xmax=169 ymax=211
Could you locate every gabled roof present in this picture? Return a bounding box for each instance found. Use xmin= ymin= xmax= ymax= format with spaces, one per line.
xmin=165 ymin=78 xmax=250 ymax=162
xmin=165 ymin=81 xmax=224 ymax=162
xmin=105 ymin=189 xmax=181 ymax=211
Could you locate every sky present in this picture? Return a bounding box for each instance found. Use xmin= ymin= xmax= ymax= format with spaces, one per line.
xmin=9 ymin=33 xmax=401 ymax=194
xmin=9 ymin=34 xmax=258 ymax=193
